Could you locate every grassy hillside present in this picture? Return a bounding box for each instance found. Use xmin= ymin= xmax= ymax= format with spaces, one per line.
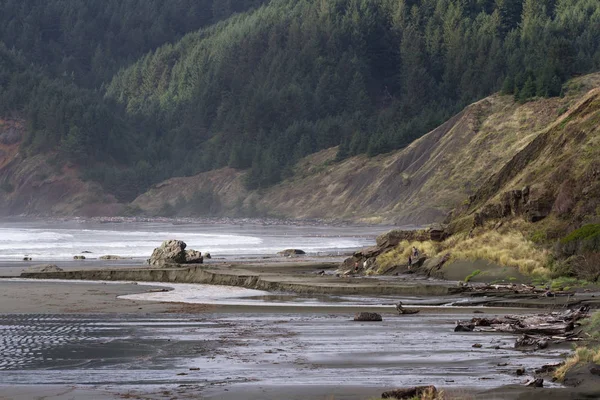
xmin=132 ymin=73 xmax=600 ymax=227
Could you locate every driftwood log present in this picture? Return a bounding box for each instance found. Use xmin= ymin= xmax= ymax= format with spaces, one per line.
xmin=454 ymin=307 xmax=589 ymax=347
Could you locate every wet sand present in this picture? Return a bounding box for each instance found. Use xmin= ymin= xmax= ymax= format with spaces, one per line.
xmin=0 ymin=279 xmax=580 ymax=400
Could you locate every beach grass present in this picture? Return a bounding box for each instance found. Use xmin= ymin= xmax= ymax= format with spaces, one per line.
xmin=375 ymin=228 xmax=550 ymax=277
xmin=554 ymin=346 xmax=600 ymax=381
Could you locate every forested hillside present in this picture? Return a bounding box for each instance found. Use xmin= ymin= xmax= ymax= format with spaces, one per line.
xmin=107 ymin=0 xmax=600 ymax=191
xmin=1 ymin=0 xmax=600 ymax=206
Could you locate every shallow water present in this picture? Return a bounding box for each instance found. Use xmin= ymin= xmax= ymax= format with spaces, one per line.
xmin=0 ymin=219 xmax=387 ymax=261
xmin=0 ymin=311 xmax=564 ymax=391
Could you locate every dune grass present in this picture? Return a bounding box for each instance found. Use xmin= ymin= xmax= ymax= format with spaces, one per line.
xmin=375 ymin=228 xmax=550 ymax=277
xmin=554 ymin=311 xmax=600 ymax=381
xmin=554 ymin=346 xmax=600 ymax=381
xmin=446 ymin=230 xmax=550 ymax=276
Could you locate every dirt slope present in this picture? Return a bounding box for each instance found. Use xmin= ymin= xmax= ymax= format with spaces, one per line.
xmin=132 ymin=74 xmax=600 ymax=224
xmin=0 ymin=119 xmax=121 ymax=216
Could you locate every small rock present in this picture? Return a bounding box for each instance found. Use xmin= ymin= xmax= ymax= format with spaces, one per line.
xmin=204 ymin=252 xmax=211 ymax=259
xmin=277 ymin=249 xmax=306 ymax=257
xmin=454 ymin=323 xmax=474 ymax=332
xmin=22 ymin=257 xmax=32 ymax=261
xmin=472 ymin=343 xmax=482 ymax=348
xmin=516 ymin=367 xmax=525 ymax=376
xmin=473 ymin=310 xmax=484 ymax=314
xmin=81 ymin=251 xmax=93 ymax=254
xmin=73 ymin=255 xmax=86 ymax=260
xmin=353 ymin=312 xmax=382 ymax=322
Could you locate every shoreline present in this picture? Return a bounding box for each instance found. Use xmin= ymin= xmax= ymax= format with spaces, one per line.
xmin=1 ymin=273 xmax=598 ymax=399
xmin=15 ymin=261 xmax=600 ymax=309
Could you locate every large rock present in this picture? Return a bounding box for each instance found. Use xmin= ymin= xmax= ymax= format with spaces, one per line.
xmin=148 ymin=239 xmax=187 ymax=266
xmin=147 ymin=240 xmax=205 ymax=266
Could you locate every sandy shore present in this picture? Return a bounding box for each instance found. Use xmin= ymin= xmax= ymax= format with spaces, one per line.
xmin=1 ymin=262 xmax=599 ymax=400
xmin=0 ymin=278 xmax=586 ymax=400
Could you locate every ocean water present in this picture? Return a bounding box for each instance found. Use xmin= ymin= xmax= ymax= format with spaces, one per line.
xmin=0 ymin=219 xmax=389 ymax=261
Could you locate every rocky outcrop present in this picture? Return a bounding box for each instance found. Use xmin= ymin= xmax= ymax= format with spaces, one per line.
xmin=473 ymin=186 xmax=552 ymax=227
xmin=353 ymin=312 xmax=382 ymax=321
xmin=340 ymin=227 xmax=446 ymax=275
xmin=148 ymin=240 xmax=204 ymax=267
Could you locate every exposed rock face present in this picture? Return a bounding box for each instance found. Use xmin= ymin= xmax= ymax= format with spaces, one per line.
xmin=353 ymin=312 xmax=382 ymax=321
xmin=148 ymin=240 xmax=204 ymax=267
xmin=473 ymin=185 xmax=552 ymax=227
xmin=278 ymin=249 xmax=306 ymax=256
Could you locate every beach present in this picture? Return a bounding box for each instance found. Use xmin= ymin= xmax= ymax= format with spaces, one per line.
xmin=0 ymin=277 xmax=579 ymax=400
xmin=1 ymin=219 xmax=598 ymax=400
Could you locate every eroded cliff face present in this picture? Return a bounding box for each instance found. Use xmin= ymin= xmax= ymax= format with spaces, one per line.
xmin=450 ymin=84 xmax=600 ymax=235
xmin=131 ymin=74 xmax=600 ymax=224
xmin=0 ymin=119 xmax=121 ymax=216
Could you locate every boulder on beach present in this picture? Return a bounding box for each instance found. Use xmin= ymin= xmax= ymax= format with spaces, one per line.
xmin=353 ymin=312 xmax=382 ymax=321
xmin=184 ymin=249 xmax=204 ymax=264
xmin=73 ymin=255 xmax=86 ymax=260
xmin=278 ymin=249 xmax=306 ymax=257
xmin=147 ymin=240 xmax=204 ymax=267
xmin=148 ymin=239 xmax=187 ymax=266
xmin=26 ymin=264 xmax=64 ymax=273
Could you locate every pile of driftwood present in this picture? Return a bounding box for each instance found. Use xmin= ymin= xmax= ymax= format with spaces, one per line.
xmin=466 ymin=283 xmax=574 ymax=297
xmin=455 ymin=306 xmax=590 ymax=348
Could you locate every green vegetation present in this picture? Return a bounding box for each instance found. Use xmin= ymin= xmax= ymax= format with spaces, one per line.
xmin=1 ymin=0 xmax=600 ymax=201
xmin=464 ymin=269 xmax=481 ymax=282
xmin=561 ymin=224 xmax=600 ymax=245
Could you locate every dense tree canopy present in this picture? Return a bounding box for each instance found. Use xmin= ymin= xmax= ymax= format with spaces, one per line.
xmin=1 ymin=0 xmax=599 ymax=198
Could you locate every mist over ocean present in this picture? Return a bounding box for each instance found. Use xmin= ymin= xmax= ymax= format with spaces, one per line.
xmin=0 ymin=219 xmax=387 ymax=261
